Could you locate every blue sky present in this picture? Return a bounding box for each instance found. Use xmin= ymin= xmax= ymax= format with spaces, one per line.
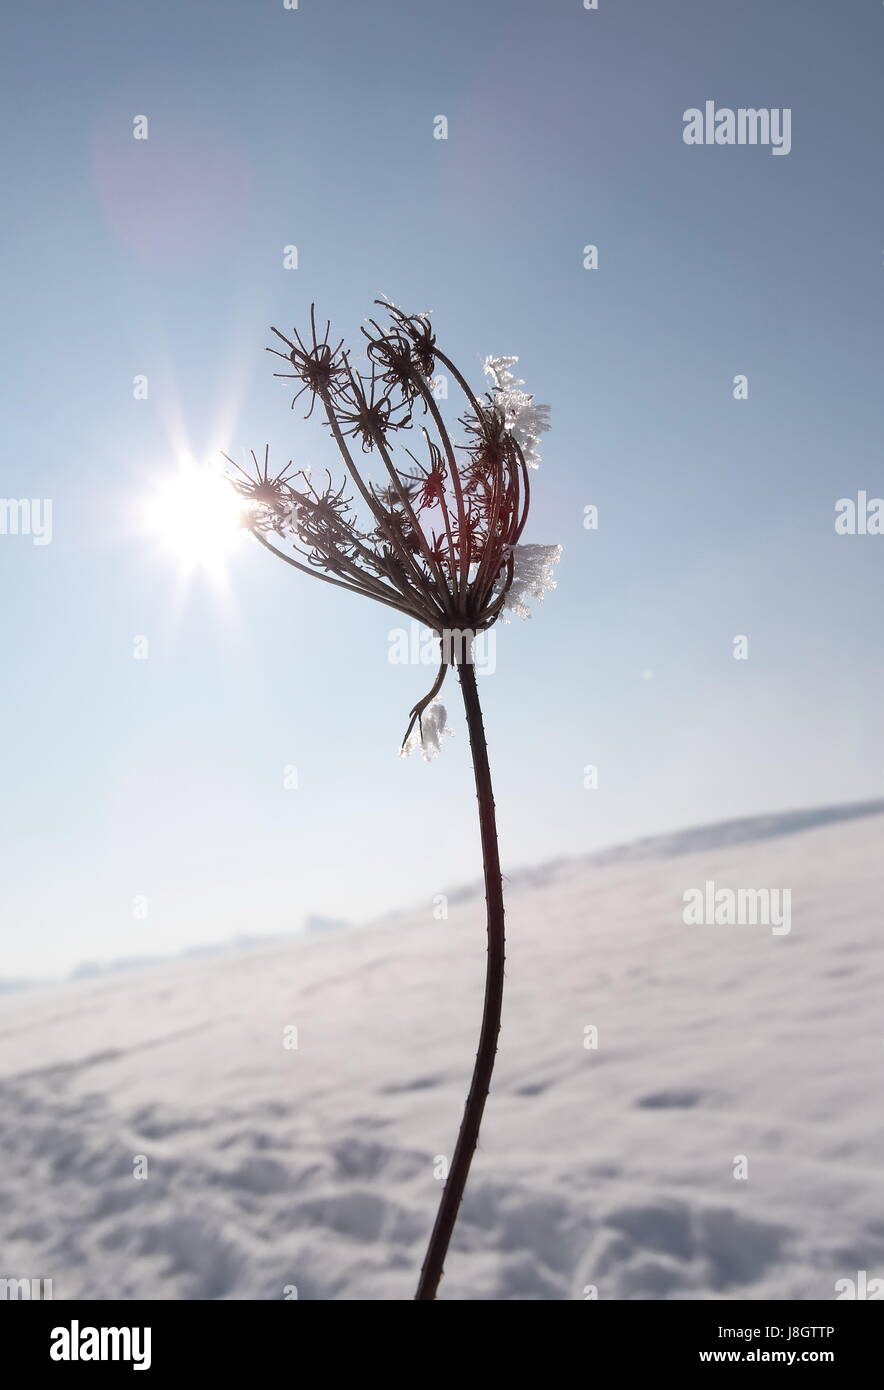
xmin=2 ymin=0 xmax=882 ymax=977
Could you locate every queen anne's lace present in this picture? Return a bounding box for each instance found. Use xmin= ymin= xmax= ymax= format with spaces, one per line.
xmin=227 ymin=304 xmax=562 ymax=759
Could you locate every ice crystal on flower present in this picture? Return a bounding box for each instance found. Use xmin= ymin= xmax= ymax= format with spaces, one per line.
xmin=483 ymin=356 xmax=550 ymax=469
xmin=503 ymin=543 xmax=562 ymax=620
xmin=401 ymin=700 xmax=452 ymax=761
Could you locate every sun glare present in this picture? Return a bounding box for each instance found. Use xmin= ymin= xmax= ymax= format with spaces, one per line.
xmin=146 ymin=464 xmax=244 ymax=576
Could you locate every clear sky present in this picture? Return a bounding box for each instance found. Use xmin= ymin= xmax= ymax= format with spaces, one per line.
xmin=2 ymin=0 xmax=882 ymax=978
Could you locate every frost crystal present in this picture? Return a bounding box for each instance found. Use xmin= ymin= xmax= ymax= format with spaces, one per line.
xmin=503 ymin=543 xmax=562 ymax=620
xmin=401 ymin=700 xmax=452 ymax=761
xmin=483 ymin=356 xmax=550 ymax=469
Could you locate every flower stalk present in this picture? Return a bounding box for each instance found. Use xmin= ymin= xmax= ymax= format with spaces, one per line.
xmin=223 ymin=300 xmax=560 ymax=1298
xmin=415 ymin=648 xmax=505 ymax=1300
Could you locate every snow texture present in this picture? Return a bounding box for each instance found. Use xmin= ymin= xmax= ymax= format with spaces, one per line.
xmin=1 ymin=801 xmax=882 ymax=1301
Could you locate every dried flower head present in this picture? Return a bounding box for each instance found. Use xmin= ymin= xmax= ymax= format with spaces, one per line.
xmin=226 ymin=300 xmax=560 ymax=754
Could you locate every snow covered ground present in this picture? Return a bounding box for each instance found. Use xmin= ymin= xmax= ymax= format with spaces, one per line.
xmin=2 ymin=801 xmax=883 ymax=1301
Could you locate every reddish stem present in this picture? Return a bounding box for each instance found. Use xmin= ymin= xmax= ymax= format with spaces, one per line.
xmin=415 ymin=655 xmax=505 ymax=1300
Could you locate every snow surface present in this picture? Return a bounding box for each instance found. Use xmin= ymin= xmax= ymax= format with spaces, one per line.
xmin=2 ymin=802 xmax=883 ymax=1301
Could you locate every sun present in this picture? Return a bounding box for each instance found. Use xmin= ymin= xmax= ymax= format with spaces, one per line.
xmin=145 ymin=463 xmax=245 ymax=577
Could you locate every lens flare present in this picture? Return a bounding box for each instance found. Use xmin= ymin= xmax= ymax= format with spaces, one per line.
xmin=146 ymin=463 xmax=244 ymax=577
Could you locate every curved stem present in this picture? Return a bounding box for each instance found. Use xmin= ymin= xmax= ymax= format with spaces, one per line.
xmin=251 ymin=530 xmax=428 ymax=624
xmin=414 ymin=654 xmax=505 ymax=1300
